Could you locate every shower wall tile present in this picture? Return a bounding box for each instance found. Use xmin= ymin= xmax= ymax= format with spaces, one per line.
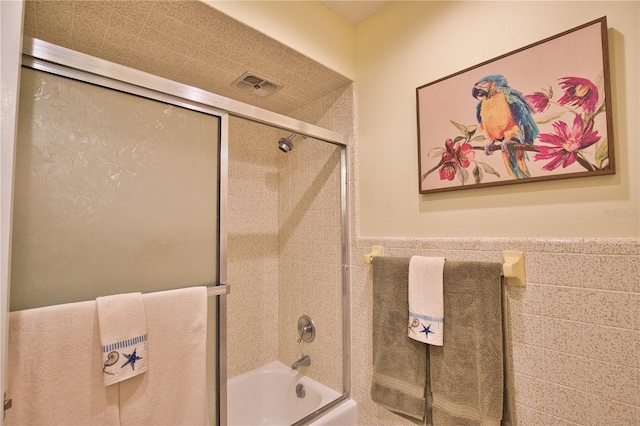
xmin=226 ymin=118 xmax=280 ymax=378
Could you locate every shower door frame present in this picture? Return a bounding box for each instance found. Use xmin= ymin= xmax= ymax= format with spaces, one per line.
xmin=4 ymin=35 xmax=351 ymax=426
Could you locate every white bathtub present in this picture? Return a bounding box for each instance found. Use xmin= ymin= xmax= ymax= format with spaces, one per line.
xmin=227 ymin=361 xmax=357 ymax=426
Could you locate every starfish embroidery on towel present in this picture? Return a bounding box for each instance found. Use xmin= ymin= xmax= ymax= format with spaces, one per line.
xmin=121 ymin=348 xmax=142 ymax=371
xmin=420 ymin=323 xmax=435 ymax=339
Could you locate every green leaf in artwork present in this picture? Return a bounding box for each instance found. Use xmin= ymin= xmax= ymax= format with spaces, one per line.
xmin=457 ymin=164 xmax=469 ymax=185
xmin=594 ymin=137 xmax=609 ymax=169
xmin=428 ymin=146 xmax=446 ymax=158
xmin=453 ymin=136 xmax=466 ymax=144
xmin=450 ymin=120 xmax=468 ymax=136
xmin=478 ymin=161 xmax=500 ymax=178
xmin=473 ymin=164 xmax=482 ymax=184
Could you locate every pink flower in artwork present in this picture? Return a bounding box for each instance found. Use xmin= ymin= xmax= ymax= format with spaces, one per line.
xmin=557 ymin=77 xmax=599 ymax=113
xmin=526 ymin=91 xmax=550 ymax=113
xmin=438 ymin=139 xmax=476 ymax=181
xmin=534 ymin=114 xmax=600 ymax=171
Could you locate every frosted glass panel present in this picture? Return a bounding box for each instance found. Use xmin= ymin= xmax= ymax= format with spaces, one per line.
xmin=11 ymin=67 xmax=220 ymax=311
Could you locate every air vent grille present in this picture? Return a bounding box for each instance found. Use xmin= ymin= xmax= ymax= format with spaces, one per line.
xmin=232 ymin=72 xmax=282 ymax=97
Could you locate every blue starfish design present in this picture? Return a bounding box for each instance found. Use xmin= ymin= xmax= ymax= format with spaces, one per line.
xmin=121 ymin=348 xmax=142 ymax=371
xmin=420 ymin=323 xmax=435 ymax=339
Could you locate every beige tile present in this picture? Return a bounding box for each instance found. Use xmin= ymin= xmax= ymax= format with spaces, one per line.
xmin=107 ymin=12 xmax=142 ymax=37
xmin=109 ymin=1 xmax=153 ymax=24
xmin=581 ymin=255 xmax=635 ymax=292
xmin=544 ymin=349 xmax=587 ymax=391
xmin=582 ymin=289 xmax=637 ymax=329
xmin=584 ymin=394 xmax=638 ymax=426
xmin=513 ymin=403 xmax=546 ymax=426
xmin=544 ymin=383 xmax=587 ymax=425
xmin=512 ymin=342 xmax=545 ymax=379
xmin=546 ymin=318 xmax=589 ymax=357
xmin=584 ymin=359 xmax=639 ymax=405
xmin=525 ymin=252 xmax=584 ymax=287
xmin=543 ymin=285 xmax=585 ymax=321
xmin=589 ymin=325 xmax=639 ymax=367
xmin=74 ymin=0 xmax=114 ymax=24
xmin=513 ymin=373 xmax=546 ymax=411
xmin=510 ymin=313 xmax=546 ymax=347
xmin=545 ymin=415 xmax=581 ymax=426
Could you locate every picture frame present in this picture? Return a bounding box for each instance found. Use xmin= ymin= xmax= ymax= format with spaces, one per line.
xmin=416 ymin=17 xmax=614 ymax=194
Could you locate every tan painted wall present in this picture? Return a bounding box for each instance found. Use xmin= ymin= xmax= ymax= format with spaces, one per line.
xmin=204 ymin=0 xmax=356 ymax=80
xmin=356 ymin=1 xmax=640 ymax=238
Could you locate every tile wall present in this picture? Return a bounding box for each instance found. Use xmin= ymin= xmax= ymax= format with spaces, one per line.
xmin=226 ymin=117 xmax=280 ymax=377
xmin=350 ymin=238 xmax=640 ymax=425
xmin=226 ymin=109 xmax=348 ymax=393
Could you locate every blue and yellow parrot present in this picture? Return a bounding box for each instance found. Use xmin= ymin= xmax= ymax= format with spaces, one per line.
xmin=472 ymin=74 xmax=538 ymax=179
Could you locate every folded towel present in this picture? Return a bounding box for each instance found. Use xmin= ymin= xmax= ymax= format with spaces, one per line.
xmin=408 ymin=256 xmax=445 ymax=346
xmin=6 ymin=301 xmax=120 ymax=425
xmin=118 ymin=286 xmax=209 ymax=425
xmin=429 ymin=261 xmax=504 ymax=426
xmin=96 ymin=292 xmax=148 ymax=386
xmin=370 ymin=256 xmax=428 ymax=421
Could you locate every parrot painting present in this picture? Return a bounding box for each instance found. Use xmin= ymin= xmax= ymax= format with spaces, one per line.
xmin=472 ymin=74 xmax=539 ymax=179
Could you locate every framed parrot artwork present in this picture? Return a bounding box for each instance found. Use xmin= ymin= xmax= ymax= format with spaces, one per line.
xmin=416 ymin=17 xmax=614 ymax=194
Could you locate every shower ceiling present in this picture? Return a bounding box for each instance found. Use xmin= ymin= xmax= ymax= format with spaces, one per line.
xmin=23 ymin=0 xmax=352 ymax=116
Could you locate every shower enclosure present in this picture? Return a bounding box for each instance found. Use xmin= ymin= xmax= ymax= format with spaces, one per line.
xmin=2 ymin=35 xmax=350 ymax=425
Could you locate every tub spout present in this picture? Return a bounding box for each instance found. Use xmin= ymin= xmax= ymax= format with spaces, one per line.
xmin=291 ymin=354 xmax=311 ymax=370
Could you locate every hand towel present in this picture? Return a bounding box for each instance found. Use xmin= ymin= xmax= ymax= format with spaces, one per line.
xmin=408 ymin=256 xmax=445 ymax=346
xmin=5 ymin=301 xmax=120 ymax=425
xmin=96 ymin=292 xmax=148 ymax=386
xmin=429 ymin=261 xmax=504 ymax=426
xmin=370 ymin=256 xmax=429 ymax=422
xmin=118 ymin=286 xmax=209 ymax=425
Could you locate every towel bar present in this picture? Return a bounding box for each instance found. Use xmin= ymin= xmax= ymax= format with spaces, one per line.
xmin=207 ymin=284 xmax=230 ymax=297
xmin=502 ymin=251 xmax=526 ymax=287
xmin=363 ymin=246 xmax=526 ymax=287
xmin=363 ymin=246 xmax=384 ymax=264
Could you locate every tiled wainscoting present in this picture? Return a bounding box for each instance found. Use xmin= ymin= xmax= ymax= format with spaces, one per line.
xmin=350 ymin=237 xmax=640 ymax=425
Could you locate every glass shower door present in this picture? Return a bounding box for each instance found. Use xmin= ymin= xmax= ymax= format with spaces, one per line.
xmin=10 ymin=66 xmax=224 ymax=424
xmin=11 ymin=67 xmax=221 ymax=310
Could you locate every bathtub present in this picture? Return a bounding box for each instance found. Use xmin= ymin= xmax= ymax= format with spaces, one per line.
xmin=227 ymin=361 xmax=357 ymax=426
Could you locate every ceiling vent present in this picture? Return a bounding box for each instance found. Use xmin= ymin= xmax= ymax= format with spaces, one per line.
xmin=232 ymin=72 xmax=282 ymax=97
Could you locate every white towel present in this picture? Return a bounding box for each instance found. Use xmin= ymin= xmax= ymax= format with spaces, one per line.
xmin=118 ymin=286 xmax=209 ymax=425
xmin=96 ymin=292 xmax=148 ymax=386
xmin=6 ymin=301 xmax=120 ymax=425
xmin=408 ymin=256 xmax=445 ymax=346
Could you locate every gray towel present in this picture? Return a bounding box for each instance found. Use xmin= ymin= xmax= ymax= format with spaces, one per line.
xmin=429 ymin=261 xmax=504 ymax=426
xmin=371 ymin=256 xmax=428 ymax=421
